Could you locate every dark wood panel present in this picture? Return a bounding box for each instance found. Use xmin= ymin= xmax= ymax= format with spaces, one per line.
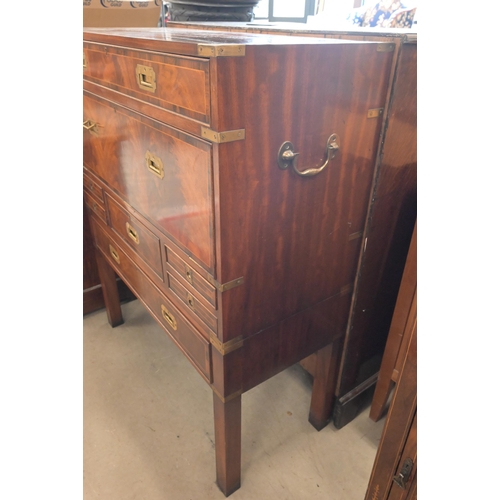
xmin=337 ymin=42 xmax=417 ymax=398
xmin=83 ymin=92 xmax=215 ymax=272
xmin=213 ymin=42 xmax=393 ymax=340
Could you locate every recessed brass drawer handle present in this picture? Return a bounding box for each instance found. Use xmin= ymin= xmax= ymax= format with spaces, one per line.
xmin=126 ymin=222 xmax=140 ymax=244
xmin=145 ymin=151 xmax=164 ymax=179
xmin=109 ymin=244 xmax=120 ymax=264
xmin=83 ymin=119 xmax=99 ymax=136
xmin=277 ymin=134 xmax=340 ymax=177
xmin=186 ymin=293 xmax=195 ymax=310
xmin=136 ymin=64 xmax=156 ymax=93
xmin=161 ymin=304 xmax=177 ymax=330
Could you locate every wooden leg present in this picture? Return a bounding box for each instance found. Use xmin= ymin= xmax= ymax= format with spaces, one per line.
xmin=213 ymin=392 xmax=241 ymax=497
xmin=94 ymin=249 xmax=124 ymax=327
xmin=308 ymin=339 xmax=342 ymax=431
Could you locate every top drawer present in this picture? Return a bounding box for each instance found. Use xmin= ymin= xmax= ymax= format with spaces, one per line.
xmin=83 ymin=43 xmax=211 ymax=125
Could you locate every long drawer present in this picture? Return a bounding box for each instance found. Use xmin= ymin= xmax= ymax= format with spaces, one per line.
xmin=83 ymin=91 xmax=215 ymax=273
xmin=89 ymin=214 xmax=212 ymax=383
xmin=83 ymin=42 xmax=211 ymax=125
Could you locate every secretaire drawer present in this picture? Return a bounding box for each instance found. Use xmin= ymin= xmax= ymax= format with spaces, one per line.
xmin=107 ymin=196 xmax=163 ymax=280
xmin=83 ymin=91 xmax=215 ymax=274
xmin=90 ymin=216 xmax=212 ymax=383
xmin=83 ymin=43 xmax=210 ymax=125
xmin=165 ymin=246 xmax=217 ymax=308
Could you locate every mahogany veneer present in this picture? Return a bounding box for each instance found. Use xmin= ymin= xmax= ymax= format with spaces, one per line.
xmin=83 ymin=27 xmax=394 ymax=495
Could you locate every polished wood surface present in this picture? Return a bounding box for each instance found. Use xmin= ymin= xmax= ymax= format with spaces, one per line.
xmin=336 ymin=40 xmax=417 ymax=424
xmin=167 ymin=22 xmax=418 ymax=429
xmin=83 ymin=92 xmax=215 ymax=271
xmin=84 ymin=28 xmax=395 ymax=495
xmin=84 ymin=43 xmax=211 ymax=123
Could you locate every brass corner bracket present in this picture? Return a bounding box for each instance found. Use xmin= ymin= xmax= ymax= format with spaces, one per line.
xmin=377 ymin=43 xmax=395 ymax=52
xmin=197 ymin=44 xmax=246 ymax=57
xmin=201 ymin=127 xmax=246 ymax=144
xmin=206 ymin=275 xmax=244 ymax=293
xmin=210 ymin=333 xmax=244 ymax=356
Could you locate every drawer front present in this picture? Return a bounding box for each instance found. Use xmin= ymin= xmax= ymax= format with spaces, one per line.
xmin=167 ymin=272 xmax=217 ymax=333
xmin=90 ymin=216 xmax=212 ymax=383
xmin=165 ymin=246 xmax=217 ymax=308
xmin=83 ymin=173 xmax=104 ymax=203
xmin=83 ymin=43 xmax=210 ymax=125
xmin=107 ymin=195 xmax=163 ymax=280
xmin=83 ymin=92 xmax=215 ymax=273
xmin=84 ymin=191 xmax=106 ymax=224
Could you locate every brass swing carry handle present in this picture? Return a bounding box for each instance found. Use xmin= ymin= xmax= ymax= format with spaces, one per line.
xmin=277 ymin=134 xmax=340 ymax=177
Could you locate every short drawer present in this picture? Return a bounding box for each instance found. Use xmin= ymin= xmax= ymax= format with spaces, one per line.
xmin=83 ymin=173 xmax=104 ymax=203
xmin=84 ymin=190 xmax=106 ymax=224
xmin=107 ymin=196 xmax=163 ymax=280
xmin=90 ymin=217 xmax=212 ymax=383
xmin=83 ymin=43 xmax=210 ymax=125
xmin=167 ymin=272 xmax=217 ymax=333
xmin=166 ymin=246 xmax=217 ymax=308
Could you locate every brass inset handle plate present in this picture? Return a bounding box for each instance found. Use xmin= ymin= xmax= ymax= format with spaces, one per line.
xmin=145 ymin=151 xmax=164 ymax=179
xmin=136 ymin=64 xmax=156 ymax=93
xmin=83 ymin=119 xmax=99 ymax=136
xmin=161 ymin=304 xmax=177 ymax=330
xmin=126 ymin=222 xmax=140 ymax=244
xmin=277 ymin=134 xmax=340 ymax=177
xmin=83 ymin=52 xmax=87 ymax=69
xmin=109 ymin=244 xmax=120 ymax=264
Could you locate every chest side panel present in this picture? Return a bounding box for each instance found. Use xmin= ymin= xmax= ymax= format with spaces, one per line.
xmin=213 ymin=42 xmax=394 ymax=338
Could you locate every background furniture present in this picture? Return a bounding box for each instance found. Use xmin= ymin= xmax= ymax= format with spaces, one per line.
xmin=364 ymin=236 xmax=417 ymax=499
xmin=166 ymin=21 xmax=417 ymax=428
xmin=84 ymin=27 xmax=395 ymax=495
xmin=370 ymin=221 xmax=416 ymax=422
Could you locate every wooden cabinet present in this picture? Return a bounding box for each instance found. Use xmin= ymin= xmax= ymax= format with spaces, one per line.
xmin=83 ymin=27 xmax=395 ymax=495
xmin=365 ymin=252 xmax=417 ymax=500
xmin=167 ymin=21 xmax=417 ymax=428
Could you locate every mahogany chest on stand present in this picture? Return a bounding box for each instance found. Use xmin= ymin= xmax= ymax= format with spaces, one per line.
xmin=83 ymin=27 xmax=393 ymax=495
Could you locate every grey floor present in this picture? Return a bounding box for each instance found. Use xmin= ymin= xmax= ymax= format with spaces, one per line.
xmin=84 ymin=299 xmax=385 ymax=500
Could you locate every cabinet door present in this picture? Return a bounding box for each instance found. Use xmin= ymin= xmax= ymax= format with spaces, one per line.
xmin=364 ymin=308 xmax=417 ymax=500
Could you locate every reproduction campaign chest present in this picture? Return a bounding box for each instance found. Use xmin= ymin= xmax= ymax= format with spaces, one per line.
xmin=83 ymin=28 xmax=393 ymax=496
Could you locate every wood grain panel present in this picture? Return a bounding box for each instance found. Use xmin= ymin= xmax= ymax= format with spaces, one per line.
xmin=84 ymin=43 xmax=210 ymax=123
xmin=212 ymin=42 xmax=393 ymax=340
xmin=83 ymin=92 xmax=215 ymax=272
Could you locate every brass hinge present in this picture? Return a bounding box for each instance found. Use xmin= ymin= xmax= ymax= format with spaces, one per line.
xmin=377 ymin=43 xmax=395 ymax=52
xmin=210 ymin=333 xmax=244 ymax=355
xmin=201 ymin=127 xmax=246 ymax=144
xmin=367 ymin=108 xmax=384 ymax=119
xmin=197 ymin=44 xmax=246 ymax=57
xmin=206 ymin=275 xmax=244 ymax=292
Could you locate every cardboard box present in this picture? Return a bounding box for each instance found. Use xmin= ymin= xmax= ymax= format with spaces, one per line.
xmin=83 ymin=0 xmax=163 ymax=28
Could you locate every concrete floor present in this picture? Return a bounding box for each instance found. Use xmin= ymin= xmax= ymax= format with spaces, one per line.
xmin=84 ymin=299 xmax=385 ymax=500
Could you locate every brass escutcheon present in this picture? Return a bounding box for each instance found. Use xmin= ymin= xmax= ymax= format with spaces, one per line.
xmin=109 ymin=245 xmax=120 ymax=264
xmin=161 ymin=304 xmax=177 ymax=330
xmin=135 ymin=64 xmax=156 ymax=93
xmin=145 ymin=151 xmax=164 ymax=179
xmin=126 ymin=222 xmax=140 ymax=244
